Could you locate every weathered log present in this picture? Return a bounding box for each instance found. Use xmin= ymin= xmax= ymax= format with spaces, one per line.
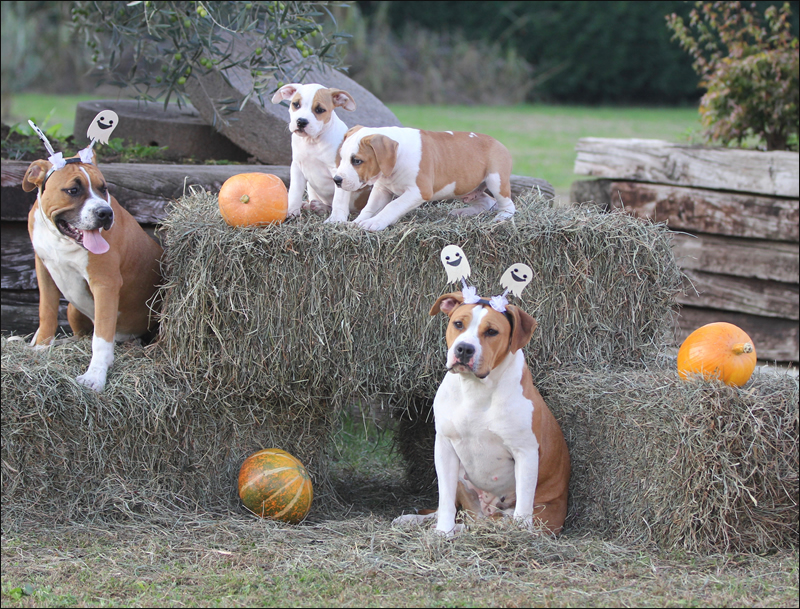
xmin=1 ymin=160 xmax=554 ymax=223
xmin=671 ymin=232 xmax=799 ymax=283
xmin=573 ymin=138 xmax=799 ymax=197
xmin=571 ymin=179 xmax=799 ymax=242
xmin=679 ymin=269 xmax=798 ymax=320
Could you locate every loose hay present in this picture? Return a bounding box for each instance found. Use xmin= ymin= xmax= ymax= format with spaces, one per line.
xmin=540 ymin=363 xmax=799 ymax=554
xmin=8 ymin=187 xmax=793 ymax=555
xmin=0 ymin=336 xmax=340 ymax=525
xmin=157 ymin=189 xmax=684 ymax=491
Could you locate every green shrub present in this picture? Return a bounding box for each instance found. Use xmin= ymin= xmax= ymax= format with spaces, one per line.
xmin=667 ymin=1 xmax=799 ymax=151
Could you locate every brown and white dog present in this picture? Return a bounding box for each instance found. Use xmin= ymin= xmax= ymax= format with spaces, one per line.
xmin=332 ymin=126 xmax=515 ymax=231
xmin=271 ymin=83 xmax=368 ymax=219
xmin=394 ymin=292 xmax=570 ymax=535
xmin=22 ymin=153 xmax=163 ymax=392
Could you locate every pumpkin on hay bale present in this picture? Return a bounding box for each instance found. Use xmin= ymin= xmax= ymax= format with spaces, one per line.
xmin=218 ymin=172 xmax=288 ymax=226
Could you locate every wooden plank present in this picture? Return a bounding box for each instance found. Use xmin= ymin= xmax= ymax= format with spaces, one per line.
xmin=680 ymin=269 xmax=799 ymax=320
xmin=675 ymin=306 xmax=798 ymax=363
xmin=576 ymin=180 xmax=799 ymax=242
xmin=1 ymin=160 xmax=555 ymax=223
xmin=0 ymin=289 xmax=69 ymax=337
xmin=574 ymin=138 xmax=799 ymax=197
xmin=671 ymin=233 xmax=799 ymax=283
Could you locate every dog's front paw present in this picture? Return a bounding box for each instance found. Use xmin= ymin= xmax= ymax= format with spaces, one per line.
xmin=354 ymin=216 xmax=389 ymax=231
xmin=493 ymin=210 xmax=515 ymax=222
xmin=392 ymin=513 xmax=436 ymax=527
xmin=76 ymin=368 xmax=106 ymax=392
xmin=324 ymin=213 xmax=349 ymax=224
xmin=435 ymin=523 xmax=466 ymax=538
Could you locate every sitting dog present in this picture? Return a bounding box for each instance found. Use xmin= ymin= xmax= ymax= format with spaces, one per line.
xmin=394 ymin=291 xmax=570 ymax=535
xmin=332 ymin=126 xmax=515 ymax=231
xmin=22 ymin=152 xmax=163 ymax=392
xmin=271 ymin=83 xmax=368 ymax=218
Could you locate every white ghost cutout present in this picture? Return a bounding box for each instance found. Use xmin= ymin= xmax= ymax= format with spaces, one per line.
xmin=499 ymin=263 xmax=533 ymax=298
xmin=86 ymin=110 xmax=119 ymax=145
xmin=440 ymin=245 xmax=471 ymax=284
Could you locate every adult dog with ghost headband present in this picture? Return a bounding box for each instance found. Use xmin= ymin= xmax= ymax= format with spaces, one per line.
xmin=22 ymin=116 xmax=164 ymax=393
xmin=391 ymin=245 xmax=570 ymax=536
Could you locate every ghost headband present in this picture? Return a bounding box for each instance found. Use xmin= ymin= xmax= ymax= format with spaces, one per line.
xmin=28 ymin=110 xmax=118 ymax=192
xmin=439 ymin=245 xmax=533 ymax=314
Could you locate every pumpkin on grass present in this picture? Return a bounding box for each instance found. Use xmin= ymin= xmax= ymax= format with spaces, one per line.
xmin=219 ymin=173 xmax=288 ymax=226
xmin=238 ymin=448 xmax=313 ymax=523
xmin=677 ymin=322 xmax=757 ymax=387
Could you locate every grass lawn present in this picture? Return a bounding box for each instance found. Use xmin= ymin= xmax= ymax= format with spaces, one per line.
xmin=4 ymin=93 xmax=703 ymax=200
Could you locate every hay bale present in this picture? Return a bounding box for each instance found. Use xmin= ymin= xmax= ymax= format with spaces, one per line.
xmin=0 ymin=336 xmax=338 ymax=524
xmin=158 ymin=189 xmax=682 ymax=406
xmin=540 ymin=364 xmax=799 ymax=553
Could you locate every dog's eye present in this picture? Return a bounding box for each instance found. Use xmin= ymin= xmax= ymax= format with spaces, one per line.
xmin=98 ymin=184 xmax=108 ymax=194
xmin=485 ymin=328 xmax=499 ymax=337
xmin=64 ymin=186 xmax=80 ymax=196
xmin=351 ymin=156 xmax=363 ymax=166
xmin=453 ymin=320 xmax=464 ymax=330
xmin=314 ymin=105 xmax=326 ymax=114
xmin=292 ymin=101 xmax=301 ymax=109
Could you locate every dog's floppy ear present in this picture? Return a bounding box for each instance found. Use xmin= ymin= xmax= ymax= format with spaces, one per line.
xmin=505 ymin=305 xmax=537 ymax=353
xmin=430 ymin=292 xmax=464 ymax=317
xmin=329 ymin=88 xmax=357 ymax=112
xmin=22 ymin=160 xmax=52 ymax=193
xmin=271 ymin=83 xmax=301 ymax=104
xmin=363 ymin=134 xmax=399 ymax=177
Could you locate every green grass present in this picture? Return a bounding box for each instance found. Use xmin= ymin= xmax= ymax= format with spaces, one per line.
xmin=4 ymin=94 xmax=703 ymax=199
xmin=391 ymin=104 xmax=703 ymax=199
xmin=4 ymin=93 xmax=103 ymax=140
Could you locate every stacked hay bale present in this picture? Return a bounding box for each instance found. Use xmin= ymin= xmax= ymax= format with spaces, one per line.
xmin=2 ymin=188 xmax=796 ymax=554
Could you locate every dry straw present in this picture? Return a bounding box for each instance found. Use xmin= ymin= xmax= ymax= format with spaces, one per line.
xmin=3 ymin=188 xmax=796 ymax=554
xmin=541 ymin=363 xmax=799 ymax=553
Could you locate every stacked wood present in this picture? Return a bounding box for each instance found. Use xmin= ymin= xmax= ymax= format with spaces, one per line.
xmin=0 ymin=159 xmax=553 ymax=336
xmin=571 ymin=138 xmax=799 ymax=362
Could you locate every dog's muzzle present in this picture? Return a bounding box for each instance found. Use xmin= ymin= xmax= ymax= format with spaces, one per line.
xmin=454 ymin=342 xmax=475 ymax=365
xmin=295 ymin=117 xmax=309 ymax=133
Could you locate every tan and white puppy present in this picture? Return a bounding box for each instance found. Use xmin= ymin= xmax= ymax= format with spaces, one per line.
xmin=271 ymin=83 xmax=367 ymax=219
xmin=332 ymin=126 xmax=515 ymax=231
xmin=394 ymin=292 xmax=570 ymax=536
xmin=22 ymin=154 xmax=163 ymax=392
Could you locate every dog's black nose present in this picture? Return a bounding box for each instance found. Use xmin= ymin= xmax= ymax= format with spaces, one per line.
xmin=94 ymin=206 xmax=114 ymax=229
xmin=295 ymin=118 xmax=308 ymax=131
xmin=455 ymin=343 xmax=475 ymax=363
xmin=333 ymin=175 xmax=343 ymax=188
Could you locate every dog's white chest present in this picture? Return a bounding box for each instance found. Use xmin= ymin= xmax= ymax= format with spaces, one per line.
xmin=434 ymin=360 xmax=538 ymax=496
xmin=32 ymin=210 xmax=95 ymax=320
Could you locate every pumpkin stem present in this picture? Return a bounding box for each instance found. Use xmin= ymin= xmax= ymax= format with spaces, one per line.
xmin=239 ymin=194 xmax=250 ymax=204
xmin=733 ymin=342 xmax=754 ymax=355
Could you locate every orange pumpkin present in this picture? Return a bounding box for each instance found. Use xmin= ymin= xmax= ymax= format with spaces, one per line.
xmin=238 ymin=448 xmax=313 ymax=523
xmin=218 ymin=173 xmax=288 ymax=226
xmin=677 ymin=322 xmax=757 ymax=387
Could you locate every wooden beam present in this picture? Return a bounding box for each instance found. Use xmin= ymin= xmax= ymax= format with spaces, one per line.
xmin=571 ymin=179 xmax=799 ymax=242
xmin=574 ymin=137 xmax=799 ymax=197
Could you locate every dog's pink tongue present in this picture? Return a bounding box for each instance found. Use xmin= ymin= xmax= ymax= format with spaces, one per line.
xmin=83 ymin=229 xmax=110 ymax=254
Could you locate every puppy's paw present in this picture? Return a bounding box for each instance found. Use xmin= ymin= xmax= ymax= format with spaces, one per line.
xmin=354 ymin=216 xmax=390 ymax=232
xmin=392 ymin=513 xmax=436 ymax=527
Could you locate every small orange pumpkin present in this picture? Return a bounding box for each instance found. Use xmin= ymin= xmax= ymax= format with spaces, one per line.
xmin=218 ymin=173 xmax=288 ymax=226
xmin=238 ymin=448 xmax=313 ymax=523
xmin=677 ymin=322 xmax=757 ymax=387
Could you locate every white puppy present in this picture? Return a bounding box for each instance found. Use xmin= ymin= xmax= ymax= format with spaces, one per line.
xmin=332 ymin=126 xmax=515 ymax=231
xmin=271 ymin=83 xmax=367 ymax=218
